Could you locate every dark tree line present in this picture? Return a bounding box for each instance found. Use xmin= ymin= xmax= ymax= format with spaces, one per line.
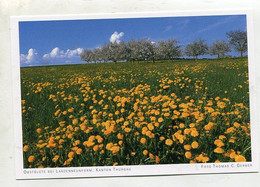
xmin=80 ymin=30 xmax=247 ymax=63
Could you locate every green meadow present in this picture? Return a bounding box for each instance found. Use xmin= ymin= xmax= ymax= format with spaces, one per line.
xmin=21 ymin=58 xmax=251 ymax=168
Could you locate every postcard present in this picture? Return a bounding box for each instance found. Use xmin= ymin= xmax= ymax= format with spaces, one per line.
xmin=11 ymin=10 xmax=258 ymax=179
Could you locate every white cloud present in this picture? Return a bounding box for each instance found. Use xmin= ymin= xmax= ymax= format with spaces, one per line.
xmin=43 ymin=47 xmax=64 ymax=59
xmin=20 ymin=48 xmax=39 ymax=64
xmin=50 ymin=47 xmax=62 ymax=58
xmin=110 ymin=31 xmax=124 ymax=43
xmin=20 ymin=47 xmax=84 ymax=66
xmin=66 ymin=48 xmax=84 ymax=58
xmin=43 ymin=47 xmax=83 ymax=60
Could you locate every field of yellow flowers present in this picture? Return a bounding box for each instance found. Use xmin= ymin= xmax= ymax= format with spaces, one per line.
xmin=21 ymin=58 xmax=251 ymax=168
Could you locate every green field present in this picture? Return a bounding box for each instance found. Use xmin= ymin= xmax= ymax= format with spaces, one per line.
xmin=21 ymin=58 xmax=251 ymax=168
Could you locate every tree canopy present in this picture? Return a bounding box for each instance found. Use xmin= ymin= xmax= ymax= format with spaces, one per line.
xmin=81 ymin=30 xmax=248 ymax=63
xmin=226 ymin=30 xmax=247 ymax=57
xmin=156 ymin=39 xmax=182 ymax=60
xmin=81 ymin=39 xmax=182 ymax=63
xmin=209 ymin=40 xmax=231 ymax=58
xmin=184 ymin=39 xmax=208 ymax=59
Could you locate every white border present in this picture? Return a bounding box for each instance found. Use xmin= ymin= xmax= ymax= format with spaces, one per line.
xmin=10 ymin=10 xmax=258 ymax=180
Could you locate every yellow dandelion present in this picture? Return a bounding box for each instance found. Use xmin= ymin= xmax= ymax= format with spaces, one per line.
xmin=217 ymin=101 xmax=226 ymax=109
xmin=155 ymin=156 xmax=160 ymax=163
xmin=72 ymin=119 xmax=78 ymax=125
xmin=93 ymin=145 xmax=99 ymax=151
xmin=148 ymin=123 xmax=154 ymax=131
xmin=235 ymin=155 xmax=246 ymax=162
xmin=158 ymin=117 xmax=164 ymax=123
xmin=214 ymin=139 xmax=224 ymax=147
xmin=23 ymin=145 xmax=29 ymax=152
xmin=149 ymin=153 xmax=154 ymax=159
xmin=28 ymin=155 xmax=35 ymax=163
xmin=190 ymin=130 xmax=199 ymax=137
xmin=185 ymin=152 xmax=192 ymax=159
xmin=179 ymin=123 xmax=185 ymax=128
xmin=160 ymin=136 xmax=165 ymax=141
xmin=117 ymin=133 xmax=124 ymax=140
xmin=233 ymin=122 xmax=241 ymax=128
xmin=76 ymin=148 xmax=83 ymax=155
xmin=165 ymin=139 xmax=173 ymax=146
xmin=68 ymin=151 xmax=75 ymax=158
xmin=140 ymin=138 xmax=147 ymax=144
xmin=131 ymin=152 xmax=136 ymax=156
xmin=143 ymin=150 xmax=148 ymax=155
xmin=36 ymin=128 xmax=42 ymax=134
xmin=52 ymin=155 xmax=59 ymax=162
xmin=214 ymin=147 xmax=224 ymax=154
xmin=191 ymin=141 xmax=199 ymax=149
xmin=219 ymin=135 xmax=226 ymax=140
xmin=113 ymin=162 xmax=118 ymax=166
xmin=184 ymin=144 xmax=191 ymax=150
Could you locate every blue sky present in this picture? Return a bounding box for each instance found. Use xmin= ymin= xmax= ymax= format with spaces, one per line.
xmin=19 ymin=14 xmax=247 ymax=67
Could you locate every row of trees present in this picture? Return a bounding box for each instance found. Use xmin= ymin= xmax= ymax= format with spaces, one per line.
xmin=80 ymin=30 xmax=247 ymax=63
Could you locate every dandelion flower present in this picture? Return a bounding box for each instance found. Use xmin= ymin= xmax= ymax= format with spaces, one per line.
xmin=160 ymin=136 xmax=165 ymax=141
xmin=184 ymin=144 xmax=191 ymax=150
xmin=235 ymin=155 xmax=246 ymax=162
xmin=117 ymin=133 xmax=124 ymax=140
xmin=233 ymin=122 xmax=241 ymax=128
xmin=155 ymin=156 xmax=160 ymax=163
xmin=214 ymin=147 xmax=224 ymax=154
xmin=185 ymin=152 xmax=192 ymax=159
xmin=179 ymin=123 xmax=185 ymax=128
xmin=23 ymin=145 xmax=29 ymax=152
xmin=72 ymin=119 xmax=78 ymax=125
xmin=191 ymin=141 xmax=199 ymax=149
xmin=165 ymin=139 xmax=173 ymax=146
xmin=219 ymin=135 xmax=226 ymax=140
xmin=214 ymin=139 xmax=224 ymax=147
xmin=68 ymin=151 xmax=75 ymax=158
xmin=125 ymin=128 xmax=131 ymax=133
xmin=52 ymin=155 xmax=59 ymax=162
xmin=217 ymin=101 xmax=226 ymax=109
xmin=76 ymin=148 xmax=83 ymax=155
xmin=36 ymin=128 xmax=42 ymax=134
xmin=28 ymin=155 xmax=35 ymax=163
xmin=140 ymin=138 xmax=146 ymax=144
xmin=158 ymin=118 xmax=164 ymax=123
xmin=230 ymin=152 xmax=237 ymax=159
xmin=143 ymin=150 xmax=148 ymax=155
xmin=113 ymin=162 xmax=118 ymax=166
xmin=191 ymin=130 xmax=199 ymax=137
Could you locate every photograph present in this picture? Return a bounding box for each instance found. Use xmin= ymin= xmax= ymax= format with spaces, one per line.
xmin=11 ymin=11 xmax=258 ymax=179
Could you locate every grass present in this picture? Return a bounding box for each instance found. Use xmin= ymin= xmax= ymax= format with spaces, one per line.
xmin=21 ymin=57 xmax=251 ymax=168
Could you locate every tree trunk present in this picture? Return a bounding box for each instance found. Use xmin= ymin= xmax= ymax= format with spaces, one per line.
xmin=240 ymin=51 xmax=243 ymax=57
